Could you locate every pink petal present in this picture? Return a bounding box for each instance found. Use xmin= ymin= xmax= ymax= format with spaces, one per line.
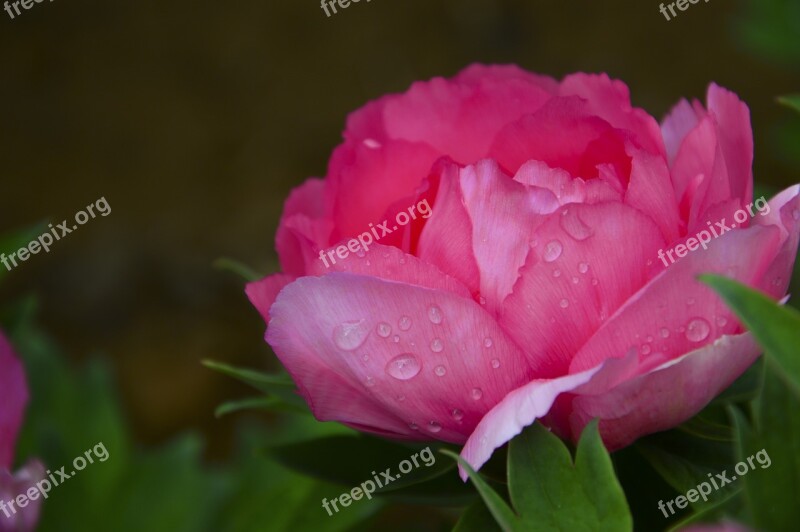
xmin=624 ymin=146 xmax=682 ymax=243
xmin=661 ymin=98 xmax=704 ymax=166
xmin=0 ymin=460 xmax=45 ymax=532
xmin=245 ymin=273 xmax=295 ymax=324
xmin=513 ymin=160 xmax=621 ymax=205
xmin=706 ymin=84 xmax=753 ymax=204
xmin=275 ymin=178 xmax=332 ymax=275
xmin=382 ymin=67 xmax=553 ymax=164
xmin=559 ymin=73 xmax=665 ymax=157
xmin=266 ymin=273 xmax=534 ymax=443
xmin=0 ymin=333 xmax=27 ymax=469
xmin=753 ymin=185 xmax=800 ymax=297
xmin=499 ymin=202 xmax=667 ymax=377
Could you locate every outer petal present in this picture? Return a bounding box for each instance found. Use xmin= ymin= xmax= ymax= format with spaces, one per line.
xmin=568 ymin=333 xmax=759 ymax=450
xmin=661 ymin=98 xmax=704 ymax=166
xmin=266 ymin=273 xmax=534 ymax=443
xmin=246 ymin=273 xmax=295 ymax=324
xmin=706 ymin=84 xmax=753 ymax=204
xmin=275 ymin=178 xmax=333 ymax=276
xmin=624 ymin=146 xmax=682 ymax=243
xmin=753 ymin=185 xmax=800 ymax=297
xmin=0 ymin=333 xmax=27 ymax=469
xmin=569 ymin=224 xmax=782 ymax=373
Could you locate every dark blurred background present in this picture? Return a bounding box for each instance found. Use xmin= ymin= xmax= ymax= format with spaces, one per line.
xmin=1 ymin=0 xmax=798 ymax=459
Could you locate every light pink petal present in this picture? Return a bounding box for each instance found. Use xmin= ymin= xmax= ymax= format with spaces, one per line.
xmin=460 ymin=160 xmax=559 ymax=313
xmin=569 ymin=333 xmax=760 ymax=450
xmin=454 ymin=64 xmax=559 ymax=94
xmin=670 ymin=117 xmax=719 ymax=223
xmin=266 ymin=273 xmax=533 ymax=443
xmin=0 ymin=460 xmax=45 ymax=532
xmin=513 ymin=160 xmax=622 ymax=205
xmin=753 ymin=185 xmax=800 ymax=297
xmin=383 ymin=67 xmax=553 ymax=164
xmin=559 ymin=73 xmax=665 ymax=157
xmin=624 ymin=146 xmax=682 ymax=243
xmin=275 ymin=178 xmax=333 ymax=275
xmin=417 ymin=161 xmax=481 ymax=294
xmin=499 ymin=202 xmax=666 ymax=377
xmin=569 ymin=224 xmax=782 ymax=374
xmin=245 ymin=273 xmax=295 ymax=324
xmin=459 ymin=363 xmax=603 ymax=479
xmin=661 ymin=98 xmax=704 ymax=166
xmin=0 ymin=333 xmax=27 ymax=469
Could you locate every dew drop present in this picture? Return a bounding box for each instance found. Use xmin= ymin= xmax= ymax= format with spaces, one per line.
xmin=559 ymin=209 xmax=594 ymax=241
xmin=363 ymin=138 xmax=382 ymax=149
xmin=578 ymin=262 xmax=589 ymax=274
xmin=451 ymin=409 xmax=464 ymax=422
xmin=398 ymin=316 xmax=412 ymax=331
xmin=646 ymin=336 xmax=653 ymax=343
xmin=640 ymin=344 xmax=652 ymax=355
xmin=362 ymin=354 xmax=369 ymax=362
xmin=396 ymin=395 xmax=406 ymax=402
xmin=386 ymin=354 xmax=422 ymax=381
xmin=793 ymin=209 xmax=800 ymax=221
xmin=572 ymin=277 xmax=579 ymax=284
xmin=659 ymin=327 xmax=670 ymax=338
xmin=542 ymin=240 xmax=563 ymax=262
xmin=333 ymin=320 xmax=370 ymax=351
xmin=478 ymin=296 xmax=487 ymax=305
xmin=471 ymin=388 xmax=483 ymax=400
xmin=685 ymin=318 xmax=711 ymax=343
xmin=591 ymin=278 xmax=599 ymax=286
xmin=392 ymin=335 xmax=400 ymax=343
xmin=560 ymin=299 xmax=569 ymax=309
xmin=716 ymin=316 xmax=728 ymax=327
xmin=484 ymin=337 xmax=494 ymax=348
xmin=553 ymin=269 xmax=562 ymax=278
xmin=365 ymin=376 xmax=376 ymax=387
xmin=687 ymin=297 xmax=696 ymax=306
xmin=491 ymin=359 xmax=501 ymax=369
xmin=376 ymin=322 xmax=392 ymax=338
xmin=428 ymin=305 xmax=443 ymax=324
xmin=427 ymin=421 xmax=442 ymax=433
xmin=430 ymin=338 xmax=444 ymax=353
xmin=408 ymin=422 xmax=419 ymax=431
xmin=434 ymin=365 xmax=447 ymax=377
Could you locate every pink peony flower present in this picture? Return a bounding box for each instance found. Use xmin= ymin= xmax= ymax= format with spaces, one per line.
xmin=247 ymin=64 xmax=800 ymax=474
xmin=0 ymin=332 xmax=42 ymax=532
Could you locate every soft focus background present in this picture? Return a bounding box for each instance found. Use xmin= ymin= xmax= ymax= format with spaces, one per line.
xmin=0 ymin=0 xmax=798 ymax=530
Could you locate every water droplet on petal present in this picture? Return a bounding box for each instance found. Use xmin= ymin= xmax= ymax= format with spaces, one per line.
xmin=553 ymin=269 xmax=562 ymax=278
xmin=687 ymin=297 xmax=696 ymax=306
xmin=793 ymin=208 xmax=800 ymax=221
xmin=571 ymin=277 xmax=579 ymax=284
xmin=685 ymin=318 xmax=711 ymax=343
xmin=427 ymin=421 xmax=442 ymax=433
xmin=716 ymin=316 xmax=728 ymax=327
xmin=559 ymin=209 xmax=594 ymax=241
xmin=428 ymin=305 xmax=443 ymax=324
xmin=434 ymin=365 xmax=447 ymax=377
xmin=491 ymin=359 xmax=501 ymax=369
xmin=396 ymin=395 xmax=406 ymax=402
xmin=451 ymin=409 xmax=464 ymax=422
xmin=640 ymin=344 xmax=652 ymax=355
xmin=578 ymin=262 xmax=589 ymax=274
xmin=365 ymin=376 xmax=376 ymax=387
xmin=363 ymin=138 xmax=382 ymax=149
xmin=484 ymin=337 xmax=494 ymax=348
xmin=591 ymin=278 xmax=599 ymax=286
xmin=478 ymin=296 xmax=487 ymax=305
xmin=543 ymin=240 xmax=563 ymax=262
xmin=471 ymin=388 xmax=483 ymax=400
xmin=333 ymin=320 xmax=370 ymax=351
xmin=430 ymin=338 xmax=444 ymax=353
xmin=362 ymin=354 xmax=369 ymax=362
xmin=660 ymin=328 xmax=670 ymax=338
xmin=376 ymin=322 xmax=392 ymax=338
xmin=386 ymin=354 xmax=422 ymax=381
xmin=408 ymin=422 xmax=418 ymax=431
xmin=646 ymin=336 xmax=653 ymax=343
xmin=560 ymin=299 xmax=569 ymax=308
xmin=392 ymin=335 xmax=400 ymax=343
xmin=398 ymin=316 xmax=412 ymax=331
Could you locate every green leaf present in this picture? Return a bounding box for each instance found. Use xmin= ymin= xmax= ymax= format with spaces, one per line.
xmin=700 ymin=274 xmax=800 ymax=395
xmin=0 ymin=223 xmax=47 ymax=282
xmin=214 ymin=396 xmax=303 ymax=418
xmin=440 ymin=450 xmax=520 ymax=532
xmin=508 ymin=421 xmax=632 ymax=531
xmin=269 ymin=436 xmax=474 ymax=504
xmin=731 ymin=364 xmax=800 ymax=531
xmin=202 ymin=359 xmax=308 ymax=409
xmin=778 ymin=94 xmax=800 ymax=114
xmin=213 ymin=257 xmax=262 ymax=282
xmin=452 ymin=500 xmax=504 ymax=532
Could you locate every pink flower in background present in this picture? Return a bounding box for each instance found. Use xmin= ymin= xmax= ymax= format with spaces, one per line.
xmin=0 ymin=332 xmax=42 ymax=532
xmin=247 ymin=64 xmax=800 ymax=474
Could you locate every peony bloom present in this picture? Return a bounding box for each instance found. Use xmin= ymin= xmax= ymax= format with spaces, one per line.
xmin=0 ymin=332 xmax=42 ymax=532
xmin=247 ymin=65 xmax=800 ymax=474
